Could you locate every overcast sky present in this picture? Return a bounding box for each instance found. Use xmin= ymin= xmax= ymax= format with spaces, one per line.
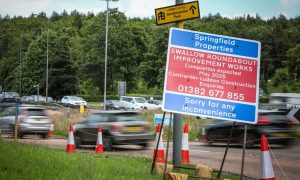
xmin=0 ymin=0 xmax=300 ymax=19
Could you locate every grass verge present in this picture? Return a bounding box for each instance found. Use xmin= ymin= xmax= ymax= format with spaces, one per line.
xmin=0 ymin=140 xmax=162 ymax=180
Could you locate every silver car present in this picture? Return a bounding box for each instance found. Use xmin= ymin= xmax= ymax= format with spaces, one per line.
xmin=0 ymin=105 xmax=51 ymax=138
xmin=74 ymin=111 xmax=151 ymax=149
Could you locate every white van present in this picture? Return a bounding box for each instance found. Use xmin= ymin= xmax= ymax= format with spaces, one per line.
xmin=269 ymin=93 xmax=300 ymax=108
xmin=120 ymin=96 xmax=147 ymax=109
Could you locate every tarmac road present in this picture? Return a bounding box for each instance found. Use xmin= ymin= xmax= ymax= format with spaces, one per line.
xmin=12 ymin=136 xmax=300 ymax=180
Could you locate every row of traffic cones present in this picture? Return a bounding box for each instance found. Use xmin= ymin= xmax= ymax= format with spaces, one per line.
xmin=66 ymin=124 xmax=103 ymax=154
xmin=153 ymin=124 xmax=275 ymax=180
xmin=153 ymin=123 xmax=190 ymax=164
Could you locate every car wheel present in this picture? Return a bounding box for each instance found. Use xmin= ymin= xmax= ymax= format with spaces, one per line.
xmin=75 ymin=138 xmax=82 ymax=148
xmin=238 ymin=133 xmax=258 ymax=148
xmin=103 ymin=138 xmax=113 ymax=151
xmin=41 ymin=134 xmax=48 ymax=139
xmin=140 ymin=142 xmax=148 ymax=149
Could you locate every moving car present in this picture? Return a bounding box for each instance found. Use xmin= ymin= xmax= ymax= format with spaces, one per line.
xmin=0 ymin=105 xmax=52 ymax=138
xmin=61 ymin=96 xmax=87 ymax=108
xmin=120 ymin=96 xmax=147 ymax=109
xmin=74 ymin=111 xmax=151 ymax=149
xmin=144 ymin=100 xmax=162 ymax=110
xmin=119 ymin=101 xmax=143 ymax=110
xmin=205 ymin=109 xmax=296 ymax=148
xmin=105 ymin=100 xmax=127 ymax=110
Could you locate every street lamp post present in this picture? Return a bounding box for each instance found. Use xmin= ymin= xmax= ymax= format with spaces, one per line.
xmin=101 ymin=0 xmax=119 ymax=110
xmin=46 ymin=18 xmax=49 ymax=103
xmin=32 ymin=14 xmax=49 ymax=103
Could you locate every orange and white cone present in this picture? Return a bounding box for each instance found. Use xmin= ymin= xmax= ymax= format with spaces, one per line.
xmin=181 ymin=124 xmax=190 ymax=164
xmin=153 ymin=123 xmax=165 ymax=163
xmin=260 ymin=135 xmax=275 ymax=180
xmin=48 ymin=124 xmax=54 ymax=136
xmin=66 ymin=124 xmax=75 ymax=153
xmin=201 ymin=126 xmax=207 ymax=142
xmin=95 ymin=127 xmax=104 ymax=154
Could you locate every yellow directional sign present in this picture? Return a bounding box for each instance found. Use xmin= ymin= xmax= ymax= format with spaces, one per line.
xmin=155 ymin=1 xmax=200 ymax=25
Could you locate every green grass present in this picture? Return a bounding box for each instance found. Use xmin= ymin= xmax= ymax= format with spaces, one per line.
xmin=0 ymin=140 xmax=243 ymax=180
xmin=0 ymin=140 xmax=162 ymax=180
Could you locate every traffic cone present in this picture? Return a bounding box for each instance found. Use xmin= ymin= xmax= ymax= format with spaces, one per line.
xmin=181 ymin=124 xmax=190 ymax=164
xmin=95 ymin=127 xmax=104 ymax=154
xmin=153 ymin=123 xmax=165 ymax=163
xmin=66 ymin=124 xmax=75 ymax=153
xmin=260 ymin=135 xmax=275 ymax=180
xmin=48 ymin=124 xmax=54 ymax=136
xmin=201 ymin=126 xmax=207 ymax=142
xmin=73 ymin=122 xmax=76 ymax=130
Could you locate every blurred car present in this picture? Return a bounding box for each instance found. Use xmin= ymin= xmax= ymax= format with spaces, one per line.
xmin=144 ymin=100 xmax=162 ymax=110
xmin=74 ymin=111 xmax=151 ymax=149
xmin=119 ymin=101 xmax=143 ymax=110
xmin=21 ymin=96 xmax=32 ymax=102
xmin=61 ymin=96 xmax=87 ymax=107
xmin=120 ymin=96 xmax=147 ymax=109
xmin=0 ymin=105 xmax=52 ymax=138
xmin=31 ymin=95 xmax=46 ymax=103
xmin=205 ymin=109 xmax=296 ymax=148
xmin=105 ymin=100 xmax=127 ymax=110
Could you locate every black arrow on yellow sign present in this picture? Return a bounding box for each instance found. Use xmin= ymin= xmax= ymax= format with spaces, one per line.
xmin=189 ymin=5 xmax=196 ymax=14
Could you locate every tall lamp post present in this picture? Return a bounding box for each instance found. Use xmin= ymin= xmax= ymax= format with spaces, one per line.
xmin=32 ymin=14 xmax=49 ymax=103
xmin=101 ymin=0 xmax=119 ymax=110
xmin=46 ymin=18 xmax=49 ymax=103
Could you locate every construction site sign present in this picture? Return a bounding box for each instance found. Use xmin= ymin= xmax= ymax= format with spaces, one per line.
xmin=162 ymin=28 xmax=261 ymax=124
xmin=155 ymin=1 xmax=200 ymax=25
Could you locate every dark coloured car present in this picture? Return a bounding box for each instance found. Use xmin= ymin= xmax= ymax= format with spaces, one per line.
xmin=74 ymin=111 xmax=151 ymax=149
xmin=105 ymin=100 xmax=127 ymax=110
xmin=205 ymin=109 xmax=297 ymax=148
xmin=0 ymin=105 xmax=51 ymax=138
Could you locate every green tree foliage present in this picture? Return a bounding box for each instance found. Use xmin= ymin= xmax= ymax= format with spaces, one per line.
xmin=0 ymin=11 xmax=299 ymax=99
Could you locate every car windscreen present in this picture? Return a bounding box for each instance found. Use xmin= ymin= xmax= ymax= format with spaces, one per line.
xmin=26 ymin=109 xmax=46 ymax=116
xmin=134 ymin=98 xmax=146 ymax=103
xmin=69 ymin=96 xmax=81 ymax=101
xmin=85 ymin=113 xmax=110 ymax=123
xmin=112 ymin=113 xmax=142 ymax=122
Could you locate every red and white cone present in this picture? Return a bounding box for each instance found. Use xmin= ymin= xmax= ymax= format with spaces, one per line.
xmin=66 ymin=124 xmax=75 ymax=153
xmin=181 ymin=124 xmax=190 ymax=164
xmin=260 ymin=135 xmax=275 ymax=180
xmin=95 ymin=127 xmax=104 ymax=154
xmin=201 ymin=126 xmax=207 ymax=142
xmin=48 ymin=124 xmax=54 ymax=136
xmin=153 ymin=123 xmax=165 ymax=163
xmin=73 ymin=122 xmax=76 ymax=130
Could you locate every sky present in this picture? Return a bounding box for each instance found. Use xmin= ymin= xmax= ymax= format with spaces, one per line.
xmin=0 ymin=0 xmax=300 ymax=19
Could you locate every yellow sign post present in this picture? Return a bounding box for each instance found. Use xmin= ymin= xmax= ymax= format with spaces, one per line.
xmin=155 ymin=1 xmax=200 ymax=26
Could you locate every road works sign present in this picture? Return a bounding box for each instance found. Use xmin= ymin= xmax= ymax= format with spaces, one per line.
xmin=155 ymin=1 xmax=200 ymax=25
xmin=162 ymin=28 xmax=261 ymax=124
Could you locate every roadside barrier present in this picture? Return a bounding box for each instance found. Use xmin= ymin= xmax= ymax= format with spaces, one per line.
xmin=201 ymin=126 xmax=207 ymax=142
xmin=181 ymin=124 xmax=190 ymax=164
xmin=153 ymin=123 xmax=165 ymax=163
xmin=66 ymin=125 xmax=75 ymax=153
xmin=260 ymin=135 xmax=275 ymax=180
xmin=48 ymin=124 xmax=54 ymax=136
xmin=95 ymin=127 xmax=103 ymax=154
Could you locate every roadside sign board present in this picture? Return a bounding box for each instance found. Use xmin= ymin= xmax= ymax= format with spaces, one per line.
xmin=154 ymin=114 xmax=174 ymax=126
xmin=155 ymin=1 xmax=200 ymax=25
xmin=162 ymin=28 xmax=261 ymax=124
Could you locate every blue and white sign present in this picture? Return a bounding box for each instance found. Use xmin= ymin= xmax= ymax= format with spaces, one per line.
xmin=154 ymin=114 xmax=174 ymax=126
xmin=162 ymin=28 xmax=261 ymax=124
